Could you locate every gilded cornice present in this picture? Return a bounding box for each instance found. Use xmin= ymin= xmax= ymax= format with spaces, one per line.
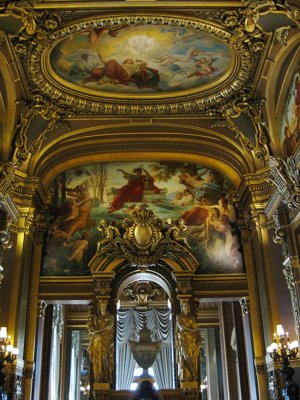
xmin=244 ymin=167 xmax=273 ymax=204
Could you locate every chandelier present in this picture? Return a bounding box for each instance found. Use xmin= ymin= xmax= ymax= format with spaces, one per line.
xmin=0 ymin=327 xmax=19 ymax=396
xmin=267 ymin=324 xmax=299 ymax=400
xmin=266 ymin=324 xmax=298 ymax=361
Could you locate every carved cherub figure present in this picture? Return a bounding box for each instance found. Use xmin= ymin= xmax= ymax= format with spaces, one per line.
xmin=166 ymin=218 xmax=191 ymax=248
xmin=97 ymin=219 xmax=120 ymax=250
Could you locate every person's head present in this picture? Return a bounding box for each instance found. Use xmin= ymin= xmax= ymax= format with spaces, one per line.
xmin=178 ymin=219 xmax=185 ymax=227
xmin=180 ymin=299 xmax=190 ymax=315
xmin=219 ymin=197 xmax=229 ymax=210
xmin=138 ymin=380 xmax=154 ymax=395
xmin=176 ymin=192 xmax=183 ymax=199
xmin=98 ymin=300 xmax=107 ymax=316
xmin=81 ymin=231 xmax=90 ymax=240
xmin=123 ymin=58 xmax=134 ymax=65
xmin=209 ymin=207 xmax=220 ymax=218
xmin=284 ymin=126 xmax=289 ymax=138
xmin=221 ymin=214 xmax=230 ymax=224
xmin=133 ymin=167 xmax=142 ymax=175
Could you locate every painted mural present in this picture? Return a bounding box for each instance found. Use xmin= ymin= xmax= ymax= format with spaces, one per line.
xmin=50 ymin=24 xmax=232 ymax=95
xmin=280 ymin=69 xmax=300 ymax=158
xmin=41 ymin=162 xmax=244 ymax=276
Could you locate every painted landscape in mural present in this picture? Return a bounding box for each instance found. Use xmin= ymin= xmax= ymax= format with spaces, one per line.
xmin=42 ymin=162 xmax=243 ymax=276
xmin=280 ymin=69 xmax=300 ymax=158
xmin=50 ymin=24 xmax=232 ymax=95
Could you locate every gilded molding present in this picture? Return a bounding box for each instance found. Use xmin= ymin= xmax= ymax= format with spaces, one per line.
xmin=212 ymin=96 xmax=270 ymax=162
xmin=175 ymin=277 xmax=193 ymax=295
xmin=95 ymin=278 xmax=113 ymax=297
xmin=13 ymin=96 xmax=72 ymax=164
xmin=274 ymin=26 xmax=290 ymax=46
xmin=13 ymin=13 xmax=257 ymax=116
xmin=243 ymin=205 xmax=274 ymax=231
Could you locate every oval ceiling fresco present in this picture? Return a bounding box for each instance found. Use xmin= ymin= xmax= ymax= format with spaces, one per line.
xmin=50 ymin=23 xmax=233 ymax=96
xmin=27 ymin=15 xmax=253 ymax=114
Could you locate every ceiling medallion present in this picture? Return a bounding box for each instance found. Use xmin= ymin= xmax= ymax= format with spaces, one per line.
xmin=27 ymin=15 xmax=254 ymax=115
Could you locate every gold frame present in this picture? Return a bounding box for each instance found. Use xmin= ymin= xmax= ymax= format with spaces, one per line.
xmin=26 ymin=14 xmax=254 ymax=115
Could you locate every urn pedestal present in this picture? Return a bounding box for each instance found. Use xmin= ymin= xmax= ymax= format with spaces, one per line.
xmin=129 ymin=322 xmax=161 ymax=379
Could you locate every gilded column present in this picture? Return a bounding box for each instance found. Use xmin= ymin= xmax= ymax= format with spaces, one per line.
xmin=23 ymin=224 xmax=44 ymax=399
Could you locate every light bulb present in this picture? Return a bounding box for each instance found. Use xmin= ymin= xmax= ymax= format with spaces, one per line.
xmin=0 ymin=327 xmax=7 ymax=339
xmin=276 ymin=324 xmax=285 ymax=336
xmin=6 ymin=344 xmax=13 ymax=352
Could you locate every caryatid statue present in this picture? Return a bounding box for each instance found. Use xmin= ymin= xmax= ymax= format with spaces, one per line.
xmin=87 ymin=299 xmax=114 ymax=384
xmin=175 ymin=299 xmax=201 ymax=382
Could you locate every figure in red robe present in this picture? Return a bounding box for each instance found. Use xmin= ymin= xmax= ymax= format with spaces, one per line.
xmin=108 ymin=167 xmax=161 ymax=213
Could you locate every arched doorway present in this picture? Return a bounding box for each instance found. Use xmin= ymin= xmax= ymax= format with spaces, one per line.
xmin=115 ymin=273 xmax=175 ymax=390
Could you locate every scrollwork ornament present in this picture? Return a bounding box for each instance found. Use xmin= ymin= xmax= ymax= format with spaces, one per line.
xmin=176 ymin=278 xmax=193 ymax=295
xmin=38 ymin=300 xmax=47 ymax=319
xmin=95 ymin=279 xmax=112 ymax=296
xmin=239 ymin=297 xmax=250 ymax=316
xmin=275 ymin=26 xmax=290 ymax=46
xmin=14 ymin=94 xmax=74 ymax=164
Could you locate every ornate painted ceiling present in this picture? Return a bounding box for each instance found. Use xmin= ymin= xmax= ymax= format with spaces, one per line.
xmin=0 ymin=0 xmax=299 ymax=251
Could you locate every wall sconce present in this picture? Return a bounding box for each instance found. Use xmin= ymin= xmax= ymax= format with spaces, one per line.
xmin=0 ymin=327 xmax=19 ymax=396
xmin=267 ymin=324 xmax=299 ymax=400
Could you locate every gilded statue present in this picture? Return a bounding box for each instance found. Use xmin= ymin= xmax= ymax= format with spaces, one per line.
xmin=97 ymin=219 xmax=120 ymax=250
xmin=175 ymin=299 xmax=201 ymax=382
xmin=166 ymin=218 xmax=191 ymax=248
xmin=87 ymin=300 xmax=114 ymax=383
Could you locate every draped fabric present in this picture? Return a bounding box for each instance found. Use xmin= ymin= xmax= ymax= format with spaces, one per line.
xmin=49 ymin=324 xmax=60 ymax=400
xmin=48 ymin=305 xmax=64 ymax=400
xmin=68 ymin=331 xmax=80 ymax=400
xmin=116 ymin=308 xmax=174 ymax=389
